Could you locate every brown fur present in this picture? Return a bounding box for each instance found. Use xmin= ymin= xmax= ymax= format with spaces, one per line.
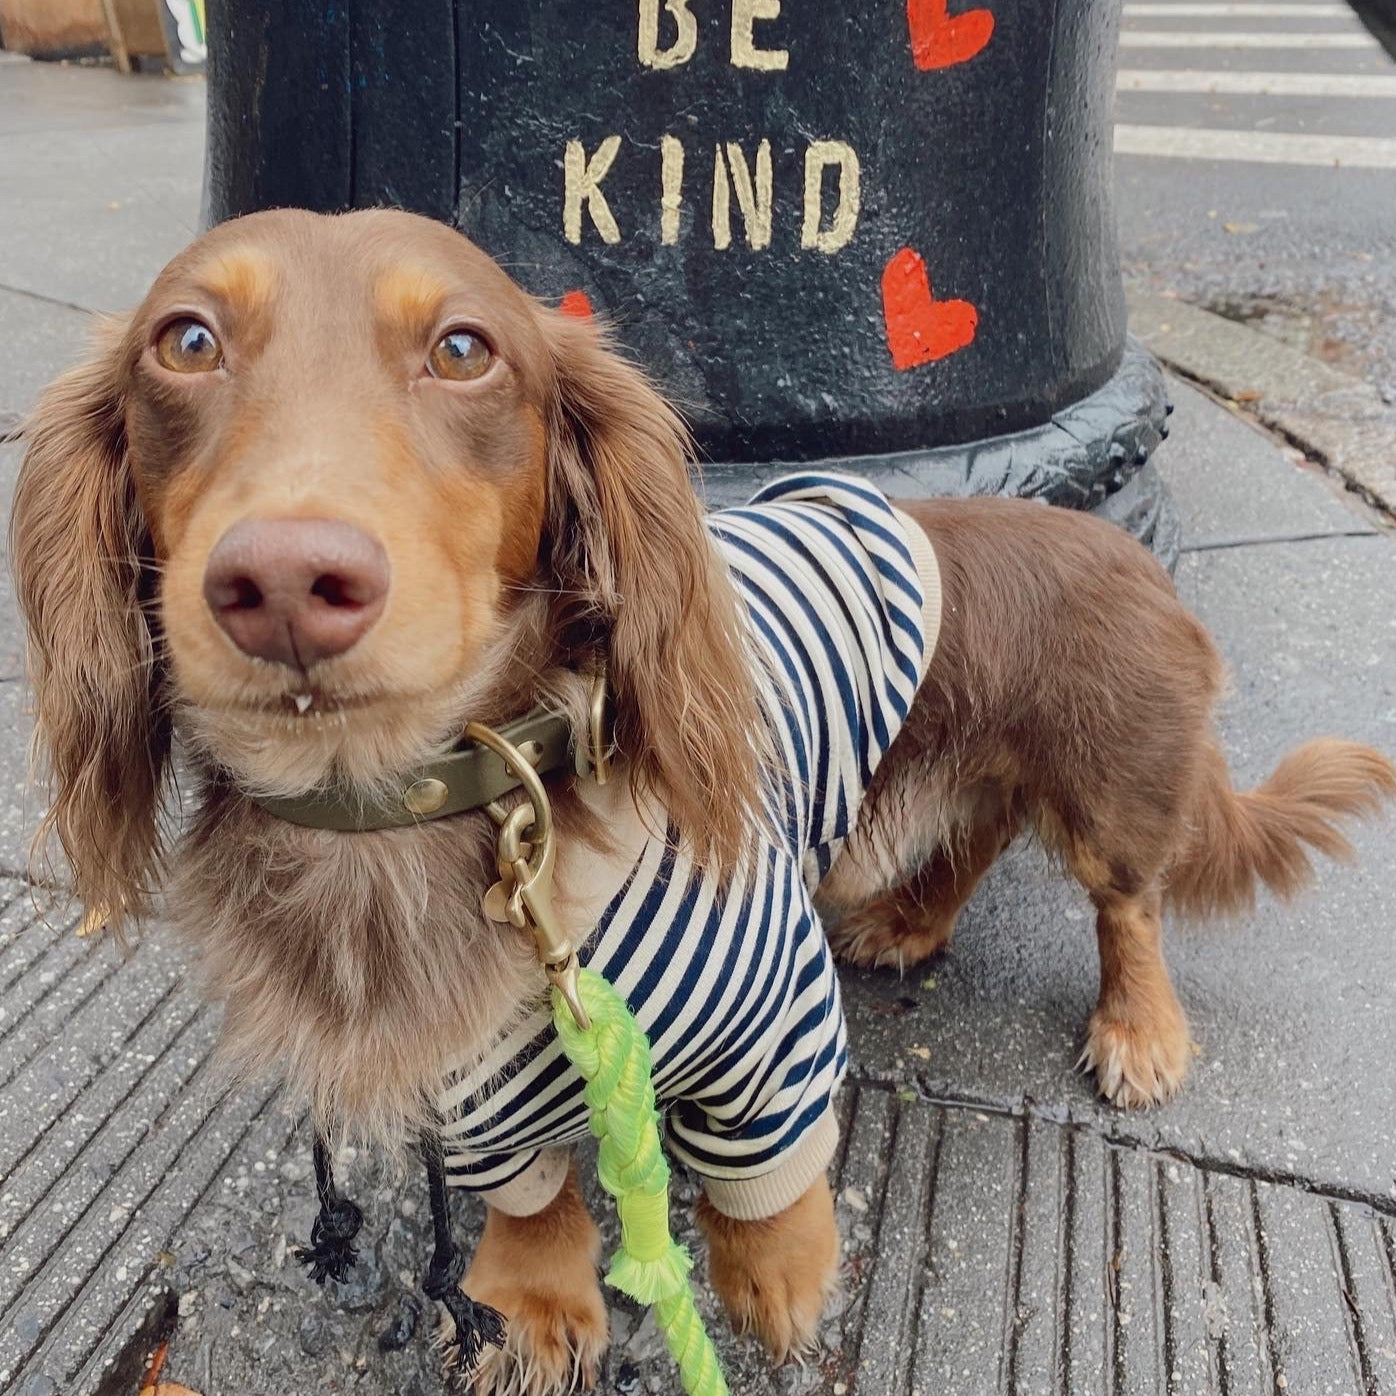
xmin=461 ymin=1164 xmax=608 ymax=1395
xmin=697 ymin=1177 xmax=839 ymax=1360
xmin=9 ymin=316 xmax=171 ymax=929
xmin=1166 ymin=736 xmax=1395 ymax=918
xmin=10 ymin=208 xmax=763 ymax=1150
xmin=820 ymin=497 xmax=1396 ymax=1105
xmin=12 ymin=211 xmax=1395 ymax=1388
xmin=829 ymin=789 xmax=1017 ymax=970
xmin=170 ymin=784 xmax=543 ymax=1144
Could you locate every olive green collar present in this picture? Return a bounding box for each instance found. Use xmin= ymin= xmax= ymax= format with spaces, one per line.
xmin=253 ymin=706 xmax=590 ymax=832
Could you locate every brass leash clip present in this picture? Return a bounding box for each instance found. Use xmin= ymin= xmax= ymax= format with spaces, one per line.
xmin=467 ymin=720 xmax=591 ymax=1030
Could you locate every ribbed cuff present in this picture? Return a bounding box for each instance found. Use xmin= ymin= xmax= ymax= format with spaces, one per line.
xmin=700 ymin=1110 xmax=840 ymax=1222
xmin=477 ymin=1147 xmax=571 ymax=1217
xmin=891 ymin=506 xmax=943 ymax=677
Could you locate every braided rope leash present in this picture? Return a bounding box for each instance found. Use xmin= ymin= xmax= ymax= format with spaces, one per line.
xmin=286 ymin=688 xmax=717 ymax=1389
xmin=551 ymin=968 xmax=728 ymax=1396
xmin=468 ymin=708 xmax=728 ymax=1395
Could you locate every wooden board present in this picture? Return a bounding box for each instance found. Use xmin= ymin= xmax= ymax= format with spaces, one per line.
xmin=0 ymin=0 xmax=108 ymax=57
xmin=104 ymin=0 xmax=204 ymax=73
xmin=106 ymin=0 xmax=165 ymax=58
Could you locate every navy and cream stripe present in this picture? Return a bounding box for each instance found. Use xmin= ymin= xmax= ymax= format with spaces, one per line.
xmin=436 ymin=475 xmax=929 ymax=1210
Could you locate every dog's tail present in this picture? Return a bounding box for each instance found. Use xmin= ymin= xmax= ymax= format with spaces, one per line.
xmin=1166 ymin=738 xmax=1396 ymax=918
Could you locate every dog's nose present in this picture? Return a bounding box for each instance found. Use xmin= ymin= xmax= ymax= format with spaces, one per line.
xmin=203 ymin=518 xmax=389 ymax=667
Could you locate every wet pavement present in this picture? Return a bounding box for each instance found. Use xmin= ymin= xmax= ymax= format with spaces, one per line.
xmin=2 ymin=50 xmax=1395 ymax=1396
xmin=1115 ymin=0 xmax=1396 ymax=405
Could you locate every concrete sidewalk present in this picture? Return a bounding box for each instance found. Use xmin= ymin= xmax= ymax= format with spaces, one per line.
xmin=2 ymin=55 xmax=1395 ymax=1396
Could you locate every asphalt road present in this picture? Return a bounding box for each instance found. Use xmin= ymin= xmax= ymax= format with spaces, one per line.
xmin=1114 ymin=0 xmax=1396 ymax=403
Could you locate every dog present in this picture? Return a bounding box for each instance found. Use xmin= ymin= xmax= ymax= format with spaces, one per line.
xmin=12 ymin=207 xmax=1393 ymax=1393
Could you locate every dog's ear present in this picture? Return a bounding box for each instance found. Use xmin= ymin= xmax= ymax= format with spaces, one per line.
xmin=9 ymin=317 xmax=170 ymax=934
xmin=543 ymin=310 xmax=763 ymax=872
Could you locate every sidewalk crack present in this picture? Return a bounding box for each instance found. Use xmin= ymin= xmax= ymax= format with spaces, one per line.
xmin=1181 ymin=528 xmax=1385 ymax=553
xmin=848 ymin=1074 xmax=1396 ymax=1218
xmin=0 ymin=281 xmax=96 ymax=316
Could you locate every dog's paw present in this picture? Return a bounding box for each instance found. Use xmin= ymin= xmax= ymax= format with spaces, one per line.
xmin=712 ymin=1249 xmax=833 ymax=1361
xmin=698 ymin=1179 xmax=839 ymax=1362
xmin=1079 ymin=1007 xmax=1193 ymax=1109
xmin=826 ymin=895 xmax=954 ymax=972
xmin=445 ymin=1276 xmax=608 ymax=1396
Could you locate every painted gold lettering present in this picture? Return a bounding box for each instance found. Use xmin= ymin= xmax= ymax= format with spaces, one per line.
xmin=711 ymin=140 xmax=773 ymax=250
xmin=730 ymin=0 xmax=788 ymax=70
xmin=661 ymin=134 xmax=684 ymax=245
xmin=801 ymin=140 xmax=861 ymax=253
xmin=638 ymin=0 xmax=698 ymax=69
xmin=564 ymin=136 xmax=622 ymax=245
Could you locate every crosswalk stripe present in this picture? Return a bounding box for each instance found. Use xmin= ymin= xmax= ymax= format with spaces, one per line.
xmin=1120 ymin=29 xmax=1379 ymax=45
xmin=1114 ymin=123 xmax=1396 ymax=167
xmin=1118 ymin=69 xmax=1396 ymax=95
xmin=1124 ymin=3 xmax=1348 ymax=14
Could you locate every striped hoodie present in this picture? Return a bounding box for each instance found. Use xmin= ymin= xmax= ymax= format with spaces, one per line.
xmin=436 ymin=474 xmax=942 ymax=1220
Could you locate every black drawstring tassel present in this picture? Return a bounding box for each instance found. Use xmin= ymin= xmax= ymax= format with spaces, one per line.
xmin=292 ymin=1126 xmax=504 ymax=1379
xmin=421 ymin=1131 xmax=507 ymax=1379
xmin=296 ymin=1134 xmax=364 ymax=1284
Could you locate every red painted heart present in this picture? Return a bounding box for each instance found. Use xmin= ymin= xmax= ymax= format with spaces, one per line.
xmin=907 ymin=0 xmax=995 ymax=70
xmin=882 ymin=248 xmax=978 ymax=370
xmin=559 ymin=289 xmax=594 ymax=318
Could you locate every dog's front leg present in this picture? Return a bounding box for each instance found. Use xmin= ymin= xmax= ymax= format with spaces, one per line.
xmin=696 ymin=1175 xmax=839 ymax=1360
xmin=459 ymin=1157 xmax=608 ymax=1394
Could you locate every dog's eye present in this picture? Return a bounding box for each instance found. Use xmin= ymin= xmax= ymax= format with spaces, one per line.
xmin=155 ymin=317 xmax=223 ymax=374
xmin=428 ymin=330 xmax=492 ymax=382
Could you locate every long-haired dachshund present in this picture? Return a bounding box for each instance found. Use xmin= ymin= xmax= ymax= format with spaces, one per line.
xmin=12 ymin=208 xmax=1393 ymax=1393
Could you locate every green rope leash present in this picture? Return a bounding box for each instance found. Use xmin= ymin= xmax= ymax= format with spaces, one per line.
xmin=551 ymin=968 xmax=729 ymax=1396
xmin=463 ymin=710 xmax=727 ymax=1394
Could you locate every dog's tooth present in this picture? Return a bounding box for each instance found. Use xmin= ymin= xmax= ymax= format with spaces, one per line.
xmin=293 ymin=692 xmax=313 ymax=714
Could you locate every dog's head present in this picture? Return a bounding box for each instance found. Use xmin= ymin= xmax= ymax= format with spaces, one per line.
xmin=12 ymin=208 xmax=760 ymax=931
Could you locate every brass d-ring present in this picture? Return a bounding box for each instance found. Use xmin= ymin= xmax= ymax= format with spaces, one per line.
xmin=465 ymin=721 xmax=554 ymax=849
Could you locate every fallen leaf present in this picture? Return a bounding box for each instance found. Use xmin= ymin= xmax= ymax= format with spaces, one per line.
xmin=137 ymin=1339 xmax=169 ymax=1393
xmin=1233 ymin=389 xmax=1263 ymax=404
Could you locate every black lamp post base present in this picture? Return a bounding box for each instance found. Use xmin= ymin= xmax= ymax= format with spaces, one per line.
xmin=700 ymin=340 xmax=1180 ymax=570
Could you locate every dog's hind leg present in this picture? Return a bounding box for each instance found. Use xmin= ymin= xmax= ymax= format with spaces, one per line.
xmin=459 ymin=1158 xmax=608 ymax=1394
xmin=823 ymin=795 xmax=1018 ymax=971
